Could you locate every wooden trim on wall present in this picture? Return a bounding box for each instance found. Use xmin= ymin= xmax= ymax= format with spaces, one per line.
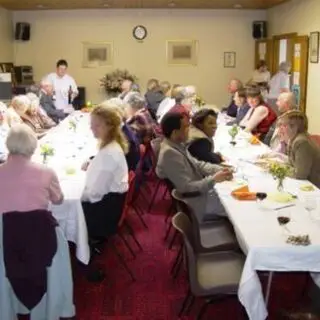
xmin=273 ymin=33 xmax=298 ymax=40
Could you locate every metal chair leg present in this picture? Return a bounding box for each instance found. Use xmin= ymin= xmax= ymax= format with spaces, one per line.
xmin=197 ymin=300 xmax=210 ymax=320
xmin=178 ymin=289 xmax=193 ymax=317
xmin=124 ymin=221 xmax=143 ymax=251
xmin=164 ymin=222 xmax=172 ymax=241
xmin=148 ymin=179 xmax=162 ymax=212
xmin=168 ymin=229 xmax=178 ymax=250
xmin=109 ymin=243 xmax=135 ymax=281
xmin=118 ymin=233 xmax=136 ymax=258
xmin=132 ymin=205 xmax=148 ymax=229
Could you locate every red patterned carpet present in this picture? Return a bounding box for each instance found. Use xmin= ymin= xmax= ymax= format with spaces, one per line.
xmin=71 ymin=184 xmax=309 ymax=320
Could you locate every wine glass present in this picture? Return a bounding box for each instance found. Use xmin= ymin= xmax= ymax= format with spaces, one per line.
xmin=277 ymin=210 xmax=291 ymax=235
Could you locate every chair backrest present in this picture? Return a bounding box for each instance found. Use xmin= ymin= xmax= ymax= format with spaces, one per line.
xmin=310 ymin=135 xmax=320 ymax=147
xmin=171 ymin=212 xmax=200 ymax=293
xmin=118 ymin=170 xmax=136 ymax=226
xmin=171 ymin=189 xmax=203 ymax=253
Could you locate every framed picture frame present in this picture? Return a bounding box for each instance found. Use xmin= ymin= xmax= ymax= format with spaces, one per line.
xmin=224 ymin=52 xmax=236 ymax=68
xmin=309 ymin=32 xmax=319 ymax=63
xmin=82 ymin=42 xmax=113 ymax=68
xmin=166 ymin=40 xmax=198 ymax=65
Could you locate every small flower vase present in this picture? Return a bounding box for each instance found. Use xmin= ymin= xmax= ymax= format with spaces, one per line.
xmin=230 ymin=137 xmax=236 ymax=146
xmin=277 ymin=178 xmax=284 ymax=192
xmin=42 ymin=154 xmax=47 ymax=165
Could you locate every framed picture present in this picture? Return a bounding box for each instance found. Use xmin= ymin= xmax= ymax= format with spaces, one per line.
xmin=82 ymin=42 xmax=113 ymax=68
xmin=309 ymin=32 xmax=319 ymax=63
xmin=166 ymin=40 xmax=198 ymax=65
xmin=224 ymin=52 xmax=236 ymax=68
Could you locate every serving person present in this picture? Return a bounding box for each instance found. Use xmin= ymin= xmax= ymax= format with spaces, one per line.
xmin=279 ymin=111 xmax=320 ymax=187
xmin=0 ymin=124 xmax=64 ymax=214
xmin=81 ymin=105 xmax=129 ymax=240
xmin=44 ymin=59 xmax=78 ymax=114
xmin=187 ymin=108 xmax=223 ymax=164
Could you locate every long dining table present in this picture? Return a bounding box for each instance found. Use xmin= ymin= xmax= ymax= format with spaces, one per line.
xmin=33 ymin=111 xmax=96 ymax=265
xmin=214 ymin=114 xmax=320 ymax=320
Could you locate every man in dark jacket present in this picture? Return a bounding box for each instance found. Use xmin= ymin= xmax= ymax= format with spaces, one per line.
xmin=40 ymin=80 xmax=66 ymax=124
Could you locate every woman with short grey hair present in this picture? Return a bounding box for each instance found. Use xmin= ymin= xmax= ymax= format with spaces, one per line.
xmin=7 ymin=95 xmax=30 ymax=127
xmin=0 ymin=124 xmax=64 ymax=214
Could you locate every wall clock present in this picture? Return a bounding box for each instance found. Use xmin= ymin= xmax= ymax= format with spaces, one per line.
xmin=133 ymin=25 xmax=148 ymax=41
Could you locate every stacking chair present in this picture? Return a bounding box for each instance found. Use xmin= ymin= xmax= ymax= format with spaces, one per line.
xmin=172 ymin=212 xmax=245 ymax=319
xmin=170 ymin=190 xmax=239 ymax=279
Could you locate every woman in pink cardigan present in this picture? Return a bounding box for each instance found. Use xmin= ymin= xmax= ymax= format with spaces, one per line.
xmin=0 ymin=124 xmax=63 ymax=214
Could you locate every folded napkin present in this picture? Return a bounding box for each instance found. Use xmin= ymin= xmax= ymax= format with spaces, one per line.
xmin=231 ymin=185 xmax=257 ymax=201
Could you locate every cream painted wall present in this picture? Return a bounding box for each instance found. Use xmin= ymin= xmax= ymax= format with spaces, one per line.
xmin=0 ymin=7 xmax=13 ymax=61
xmin=268 ymin=0 xmax=320 ymax=134
xmin=12 ymin=9 xmax=265 ymax=106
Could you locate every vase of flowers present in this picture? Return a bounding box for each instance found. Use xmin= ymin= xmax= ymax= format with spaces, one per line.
xmin=69 ymin=119 xmax=77 ymax=132
xmin=268 ymin=162 xmax=292 ymax=191
xmin=228 ymin=124 xmax=239 ymax=145
xmin=99 ymin=69 xmax=138 ymax=97
xmin=40 ymin=144 xmax=54 ymax=164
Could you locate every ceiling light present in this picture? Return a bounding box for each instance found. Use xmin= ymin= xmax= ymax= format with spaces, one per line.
xmin=36 ymin=4 xmax=46 ymax=8
xmin=168 ymin=1 xmax=176 ymax=7
xmin=102 ymin=3 xmax=110 ymax=7
xmin=233 ymin=4 xmax=242 ymax=9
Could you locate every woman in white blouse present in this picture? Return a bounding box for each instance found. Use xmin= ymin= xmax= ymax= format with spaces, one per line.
xmin=81 ymin=104 xmax=129 ymax=241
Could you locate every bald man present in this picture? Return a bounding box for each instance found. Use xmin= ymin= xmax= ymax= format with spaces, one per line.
xmin=224 ymin=79 xmax=243 ymax=117
xmin=263 ymin=91 xmax=296 ymax=149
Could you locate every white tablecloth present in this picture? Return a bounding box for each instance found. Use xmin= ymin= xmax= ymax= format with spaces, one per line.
xmin=34 ymin=112 xmax=96 ymax=265
xmin=213 ymin=120 xmax=320 ymax=320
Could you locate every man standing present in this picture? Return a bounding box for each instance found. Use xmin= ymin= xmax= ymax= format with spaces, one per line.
xmin=44 ymin=59 xmax=78 ymax=114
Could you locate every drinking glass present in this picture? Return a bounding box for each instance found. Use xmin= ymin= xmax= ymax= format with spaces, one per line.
xmin=277 ymin=210 xmax=291 ymax=235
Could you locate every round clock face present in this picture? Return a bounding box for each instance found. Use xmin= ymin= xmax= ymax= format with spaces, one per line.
xmin=133 ymin=25 xmax=147 ymax=41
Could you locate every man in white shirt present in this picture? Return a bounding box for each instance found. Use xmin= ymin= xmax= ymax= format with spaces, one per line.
xmin=44 ymin=59 xmax=78 ymax=114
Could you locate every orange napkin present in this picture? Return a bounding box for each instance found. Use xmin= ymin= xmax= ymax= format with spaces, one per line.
xmin=231 ymin=185 xmax=257 ymax=201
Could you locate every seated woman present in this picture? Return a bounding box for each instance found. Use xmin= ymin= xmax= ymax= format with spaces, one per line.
xmin=187 ymin=108 xmax=222 ymax=164
xmin=7 ymin=96 xmax=26 ymax=127
xmin=240 ymin=87 xmax=277 ymax=139
xmin=102 ymin=98 xmax=140 ymax=171
xmin=227 ymin=88 xmax=250 ymax=125
xmin=144 ymin=78 xmax=165 ymax=120
xmin=22 ymin=96 xmax=55 ymax=136
xmin=279 ymin=111 xmax=320 ymax=188
xmin=0 ymin=124 xmax=63 ymax=213
xmin=81 ymin=105 xmax=129 ymax=241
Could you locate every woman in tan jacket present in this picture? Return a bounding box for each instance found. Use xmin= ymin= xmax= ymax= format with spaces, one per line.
xmin=280 ymin=111 xmax=320 ymax=188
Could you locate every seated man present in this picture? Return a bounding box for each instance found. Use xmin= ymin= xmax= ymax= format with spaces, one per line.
xmin=39 ymin=80 xmax=67 ymax=124
xmin=227 ymin=88 xmax=250 ymax=126
xmin=263 ymin=91 xmax=296 ymax=150
xmin=223 ymin=79 xmax=243 ymax=118
xmin=156 ymin=112 xmax=233 ymax=223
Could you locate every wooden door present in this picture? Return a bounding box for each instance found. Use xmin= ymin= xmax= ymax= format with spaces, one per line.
xmin=255 ymin=39 xmax=274 ymax=73
xmin=291 ymin=36 xmax=309 ymax=113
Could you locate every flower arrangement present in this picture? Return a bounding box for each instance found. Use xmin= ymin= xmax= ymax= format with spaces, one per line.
xmin=69 ymin=119 xmax=77 ymax=132
xmin=268 ymin=162 xmax=292 ymax=191
xmin=40 ymin=144 xmax=54 ymax=164
xmin=99 ymin=69 xmax=138 ymax=96
xmin=228 ymin=124 xmax=239 ymax=145
xmin=81 ymin=101 xmax=95 ymax=113
xmin=194 ymin=95 xmax=206 ymax=107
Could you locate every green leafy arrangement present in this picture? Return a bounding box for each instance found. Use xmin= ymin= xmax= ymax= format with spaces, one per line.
xmin=40 ymin=144 xmax=54 ymax=156
xmin=228 ymin=124 xmax=239 ymax=140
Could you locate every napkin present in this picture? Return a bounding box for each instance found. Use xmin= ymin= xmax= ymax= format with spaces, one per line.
xmin=231 ymin=185 xmax=257 ymax=201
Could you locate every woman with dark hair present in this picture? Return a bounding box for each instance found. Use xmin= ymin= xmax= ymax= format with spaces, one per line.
xmin=240 ymin=87 xmax=277 ymax=138
xmin=187 ymin=108 xmax=223 ymax=164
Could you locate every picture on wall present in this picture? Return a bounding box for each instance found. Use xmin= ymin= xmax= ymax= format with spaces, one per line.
xmin=166 ymin=40 xmax=198 ymax=65
xmin=224 ymin=52 xmax=236 ymax=68
xmin=309 ymin=31 xmax=319 ymax=63
xmin=82 ymin=42 xmax=113 ymax=67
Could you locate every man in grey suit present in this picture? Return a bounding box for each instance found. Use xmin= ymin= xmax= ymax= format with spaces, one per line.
xmin=156 ymin=112 xmax=233 ymax=223
xmin=39 ymin=80 xmax=66 ymax=124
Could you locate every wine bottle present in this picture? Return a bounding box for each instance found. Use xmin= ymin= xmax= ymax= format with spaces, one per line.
xmin=68 ymin=85 xmax=72 ymax=104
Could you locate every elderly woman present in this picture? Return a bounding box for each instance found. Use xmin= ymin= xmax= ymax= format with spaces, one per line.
xmin=267 ymin=61 xmax=291 ymax=113
xmin=7 ymin=95 xmax=26 ymax=127
xmin=187 ymin=108 xmax=223 ymax=164
xmin=279 ymin=111 xmax=320 ymax=187
xmin=240 ymin=87 xmax=277 ymax=138
xmin=101 ymin=98 xmax=140 ymax=171
xmin=144 ymin=78 xmax=165 ymax=120
xmin=0 ymin=124 xmax=63 ymax=214
xmin=125 ymin=92 xmax=158 ymax=144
